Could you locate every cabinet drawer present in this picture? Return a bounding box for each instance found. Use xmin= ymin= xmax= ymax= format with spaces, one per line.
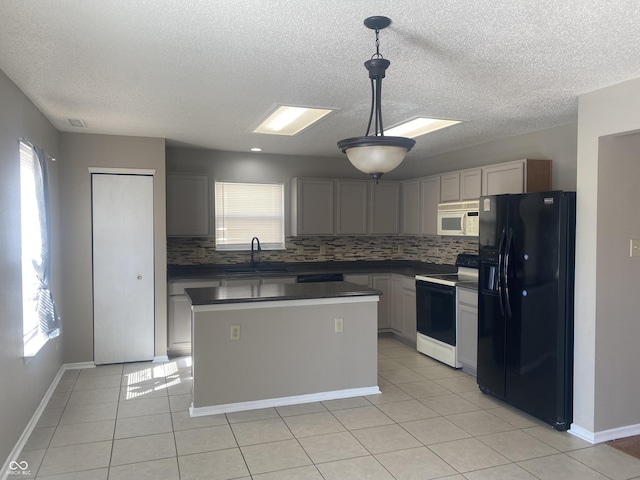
xmin=169 ymin=280 xmax=221 ymax=295
xmin=457 ymin=287 xmax=478 ymax=307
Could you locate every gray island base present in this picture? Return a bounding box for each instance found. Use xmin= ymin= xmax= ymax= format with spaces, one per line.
xmin=185 ymin=281 xmax=381 ymax=416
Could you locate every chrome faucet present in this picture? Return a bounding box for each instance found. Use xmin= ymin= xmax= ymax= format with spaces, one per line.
xmin=250 ymin=237 xmax=261 ymax=268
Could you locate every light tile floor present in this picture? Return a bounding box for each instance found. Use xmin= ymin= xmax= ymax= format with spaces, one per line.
xmin=16 ymin=337 xmax=640 ymax=479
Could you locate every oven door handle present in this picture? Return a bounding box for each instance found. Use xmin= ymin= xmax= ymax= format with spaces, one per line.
xmin=497 ymin=227 xmax=507 ymax=317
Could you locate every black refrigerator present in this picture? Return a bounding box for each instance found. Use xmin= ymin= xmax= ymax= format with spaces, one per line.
xmin=477 ymin=191 xmax=575 ymax=431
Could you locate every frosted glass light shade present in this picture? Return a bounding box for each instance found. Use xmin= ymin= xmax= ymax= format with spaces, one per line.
xmin=344 ymin=145 xmax=407 ymax=174
xmin=337 ymin=135 xmax=415 ymax=180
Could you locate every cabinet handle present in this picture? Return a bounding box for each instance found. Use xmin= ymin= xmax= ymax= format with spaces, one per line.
xmin=137 ymin=275 xmax=142 ymax=280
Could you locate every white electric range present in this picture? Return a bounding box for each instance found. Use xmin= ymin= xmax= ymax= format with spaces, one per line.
xmin=415 ymin=254 xmax=479 ymax=368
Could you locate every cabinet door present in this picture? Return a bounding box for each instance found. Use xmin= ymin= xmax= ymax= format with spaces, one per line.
xmin=457 ymin=303 xmax=478 ymax=373
xmin=401 ymin=179 xmax=421 ymax=235
xmin=369 ymin=182 xmax=400 ymax=234
xmin=371 ymin=274 xmax=391 ymax=330
xmin=420 ymin=175 xmax=441 ymax=235
xmin=390 ymin=276 xmax=404 ymax=333
xmin=292 ymin=178 xmax=334 ymax=235
xmin=440 ymin=172 xmax=460 ymax=203
xmin=168 ymin=295 xmax=193 ymax=353
xmin=401 ymin=283 xmax=417 ymax=342
xmin=167 ymin=174 xmax=210 ymax=237
xmin=482 ymin=161 xmax=524 ymax=195
xmin=460 ymin=169 xmax=482 ymax=200
xmin=336 ymin=181 xmax=368 ymax=234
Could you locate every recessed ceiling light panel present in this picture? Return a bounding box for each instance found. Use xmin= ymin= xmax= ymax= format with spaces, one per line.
xmin=253 ymin=105 xmax=334 ymax=136
xmin=384 ymin=117 xmax=461 ymax=138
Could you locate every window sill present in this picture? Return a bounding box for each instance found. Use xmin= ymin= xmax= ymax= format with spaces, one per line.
xmin=23 ymin=334 xmax=48 ymax=358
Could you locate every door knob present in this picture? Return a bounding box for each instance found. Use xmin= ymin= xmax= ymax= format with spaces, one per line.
xmin=137 ymin=275 xmax=142 ymax=280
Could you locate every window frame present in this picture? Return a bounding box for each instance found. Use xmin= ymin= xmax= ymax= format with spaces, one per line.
xmin=214 ymin=180 xmax=286 ymax=251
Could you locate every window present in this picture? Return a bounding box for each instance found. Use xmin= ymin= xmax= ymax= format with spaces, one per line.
xmin=20 ymin=140 xmax=60 ymax=356
xmin=215 ymin=181 xmax=285 ymax=250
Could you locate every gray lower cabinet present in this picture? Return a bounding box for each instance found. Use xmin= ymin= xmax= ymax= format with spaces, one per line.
xmin=371 ymin=274 xmax=391 ymax=330
xmin=168 ymin=276 xmax=297 ymax=354
xmin=388 ymin=274 xmax=416 ymax=343
xmin=457 ymin=287 xmax=478 ymax=375
xmin=168 ymin=279 xmax=221 ymax=355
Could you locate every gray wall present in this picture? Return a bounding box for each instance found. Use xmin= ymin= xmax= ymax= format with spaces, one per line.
xmin=594 ymin=133 xmax=640 ymax=430
xmin=391 ymin=122 xmax=578 ymax=190
xmin=167 ymin=122 xmax=577 ymax=190
xmin=0 ymin=71 xmax=64 ymax=464
xmin=59 ymin=133 xmax=167 ymax=363
xmin=574 ymin=77 xmax=640 ymax=438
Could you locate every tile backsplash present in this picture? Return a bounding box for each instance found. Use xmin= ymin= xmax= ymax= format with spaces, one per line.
xmin=167 ymin=235 xmax=478 ymax=266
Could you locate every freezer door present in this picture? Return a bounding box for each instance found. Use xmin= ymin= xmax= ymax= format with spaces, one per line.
xmin=477 ymin=195 xmax=510 ymax=398
xmin=504 ymin=191 xmax=565 ymax=426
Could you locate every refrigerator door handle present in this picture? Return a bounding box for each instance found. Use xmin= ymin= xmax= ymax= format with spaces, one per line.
xmin=497 ymin=227 xmax=507 ymax=316
xmin=503 ymin=227 xmax=513 ymax=318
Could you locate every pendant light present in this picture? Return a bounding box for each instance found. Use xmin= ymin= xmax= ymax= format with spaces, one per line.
xmin=338 ymin=16 xmax=415 ymax=183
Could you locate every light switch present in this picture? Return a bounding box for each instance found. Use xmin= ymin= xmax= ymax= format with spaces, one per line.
xmin=630 ymin=239 xmax=640 ymax=257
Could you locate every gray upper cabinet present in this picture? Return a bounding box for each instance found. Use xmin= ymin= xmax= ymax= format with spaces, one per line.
xmin=482 ymin=161 xmax=525 ymax=195
xmin=460 ymin=168 xmax=482 ymax=200
xmin=401 ymin=179 xmax=421 ymax=235
xmin=369 ymin=182 xmax=400 ymax=234
xmin=440 ymin=172 xmax=461 ymax=203
xmin=481 ymin=159 xmax=551 ymax=196
xmin=290 ymin=178 xmax=335 ymax=235
xmin=167 ymin=173 xmax=210 ymax=237
xmin=441 ymin=169 xmax=482 ymax=202
xmin=420 ymin=175 xmax=441 ymax=235
xmin=336 ymin=180 xmax=368 ymax=235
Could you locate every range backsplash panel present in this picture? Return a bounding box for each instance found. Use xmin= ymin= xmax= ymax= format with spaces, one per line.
xmin=168 ymin=235 xmax=479 ymax=266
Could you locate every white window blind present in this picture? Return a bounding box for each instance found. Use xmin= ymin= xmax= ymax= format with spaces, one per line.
xmin=215 ymin=181 xmax=285 ymax=250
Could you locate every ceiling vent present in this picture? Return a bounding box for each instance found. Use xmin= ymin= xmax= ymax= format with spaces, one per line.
xmin=67 ymin=118 xmax=87 ymax=128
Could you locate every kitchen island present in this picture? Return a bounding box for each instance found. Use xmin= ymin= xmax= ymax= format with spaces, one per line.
xmin=185 ymin=281 xmax=381 ymax=416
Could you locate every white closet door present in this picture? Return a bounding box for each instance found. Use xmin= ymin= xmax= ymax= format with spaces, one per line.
xmin=92 ymin=173 xmax=154 ymax=364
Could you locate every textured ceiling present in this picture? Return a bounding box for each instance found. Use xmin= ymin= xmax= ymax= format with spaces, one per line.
xmin=2 ymin=0 xmax=640 ymax=168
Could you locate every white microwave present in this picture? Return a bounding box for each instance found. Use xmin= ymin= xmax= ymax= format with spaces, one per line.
xmin=437 ymin=200 xmax=480 ymax=236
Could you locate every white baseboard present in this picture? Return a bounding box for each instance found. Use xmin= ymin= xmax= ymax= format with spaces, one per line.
xmin=1 ymin=362 xmax=95 ymax=480
xmin=570 ymin=422 xmax=640 ymax=444
xmin=190 ymin=386 xmax=381 ymax=417
xmin=153 ymin=355 xmax=169 ymax=363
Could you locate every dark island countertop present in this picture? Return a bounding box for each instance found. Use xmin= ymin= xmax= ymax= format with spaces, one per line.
xmin=185 ymin=281 xmax=381 ymax=306
xmin=169 ymin=260 xmax=456 ymax=282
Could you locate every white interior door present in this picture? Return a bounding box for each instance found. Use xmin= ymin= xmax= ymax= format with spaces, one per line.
xmin=92 ymin=173 xmax=154 ymax=364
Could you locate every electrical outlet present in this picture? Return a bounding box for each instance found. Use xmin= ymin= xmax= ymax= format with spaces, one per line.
xmin=397 ymin=244 xmax=404 ymax=255
xmin=319 ymin=244 xmax=326 ymax=255
xmin=197 ymin=247 xmax=206 ymax=258
xmin=230 ymin=325 xmax=241 ymax=340
xmin=335 ymin=318 xmax=344 ymax=333
xmin=297 ymin=245 xmax=304 ymax=254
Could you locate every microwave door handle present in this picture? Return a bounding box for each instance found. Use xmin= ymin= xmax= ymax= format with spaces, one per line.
xmin=460 ymin=212 xmax=467 ymax=235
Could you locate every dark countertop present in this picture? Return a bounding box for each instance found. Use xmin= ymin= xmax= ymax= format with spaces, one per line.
xmin=185 ymin=281 xmax=381 ymax=306
xmin=168 ymin=260 xmax=455 ymax=282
